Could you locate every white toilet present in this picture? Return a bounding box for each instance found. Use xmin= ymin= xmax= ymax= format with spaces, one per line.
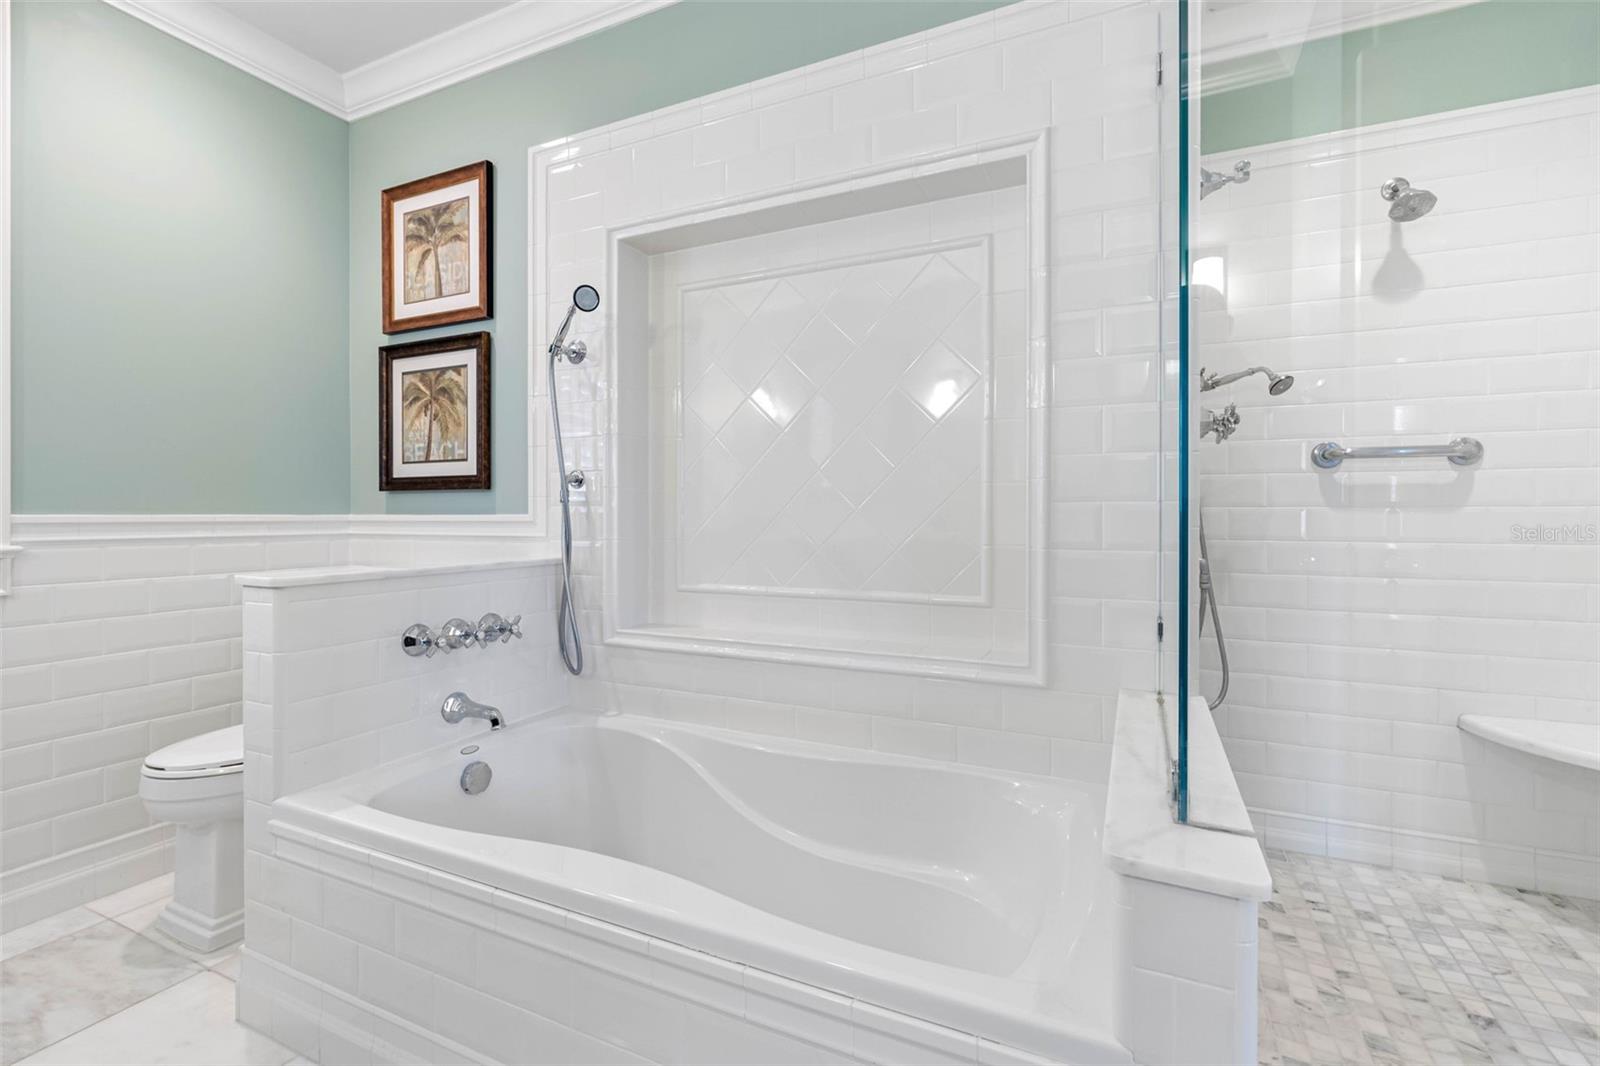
xmin=139 ymin=724 xmax=246 ymax=952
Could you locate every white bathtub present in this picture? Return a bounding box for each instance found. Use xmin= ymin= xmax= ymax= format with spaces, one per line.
xmin=268 ymin=712 xmax=1125 ymax=1063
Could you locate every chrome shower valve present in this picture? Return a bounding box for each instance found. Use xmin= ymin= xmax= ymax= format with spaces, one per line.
xmin=438 ymin=617 xmax=478 ymax=651
xmin=1201 ymin=403 xmax=1240 ymax=443
xmin=474 ymin=612 xmax=523 ymax=646
xmin=401 ymin=623 xmax=438 ymax=658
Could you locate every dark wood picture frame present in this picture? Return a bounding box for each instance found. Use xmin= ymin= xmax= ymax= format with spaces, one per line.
xmin=381 ymin=161 xmax=492 ymax=334
xmin=378 ymin=332 xmax=491 ymax=492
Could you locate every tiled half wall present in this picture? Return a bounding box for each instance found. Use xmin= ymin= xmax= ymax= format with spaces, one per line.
xmin=533 ymin=0 xmax=1172 ymax=767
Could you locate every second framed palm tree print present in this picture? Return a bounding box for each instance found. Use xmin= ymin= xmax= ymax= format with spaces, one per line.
xmin=379 ymin=332 xmax=490 ymax=491
xmin=381 ymin=161 xmax=491 ymax=333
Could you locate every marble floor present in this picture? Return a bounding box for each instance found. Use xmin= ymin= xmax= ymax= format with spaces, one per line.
xmin=0 ymin=875 xmax=297 ymax=1066
xmin=1259 ymin=850 xmax=1600 ymax=1066
xmin=4 ymin=858 xmax=1597 ymax=1066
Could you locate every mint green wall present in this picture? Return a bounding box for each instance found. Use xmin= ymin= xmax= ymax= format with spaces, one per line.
xmin=348 ymin=0 xmax=1008 ymax=514
xmin=1201 ymin=0 xmax=1600 ymax=153
xmin=12 ymin=1 xmax=350 ymax=513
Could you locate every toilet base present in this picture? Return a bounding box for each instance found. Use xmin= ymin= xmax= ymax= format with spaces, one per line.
xmin=162 ymin=816 xmax=245 ymax=952
xmin=156 ymin=897 xmax=244 ymax=952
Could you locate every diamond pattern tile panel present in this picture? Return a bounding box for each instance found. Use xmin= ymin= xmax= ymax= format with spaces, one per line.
xmin=677 ymin=242 xmax=990 ymax=600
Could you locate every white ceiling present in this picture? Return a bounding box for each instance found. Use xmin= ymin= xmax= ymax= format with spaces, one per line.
xmin=211 ymin=0 xmax=517 ymax=74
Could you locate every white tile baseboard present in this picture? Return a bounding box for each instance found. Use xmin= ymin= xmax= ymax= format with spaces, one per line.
xmin=0 ymin=827 xmax=172 ymax=933
xmin=1249 ymin=806 xmax=1600 ymax=900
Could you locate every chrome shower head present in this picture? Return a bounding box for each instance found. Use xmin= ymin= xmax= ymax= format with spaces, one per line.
xmin=1200 ymin=365 xmax=1294 ymax=396
xmin=1381 ymin=177 xmax=1437 ymax=222
xmin=573 ymin=284 xmax=600 ymax=312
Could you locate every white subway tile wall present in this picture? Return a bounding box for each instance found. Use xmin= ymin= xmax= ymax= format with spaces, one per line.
xmin=0 ymin=521 xmax=554 ymax=931
xmin=530 ymin=0 xmax=1169 ymax=771
xmin=1196 ymin=87 xmax=1600 ymax=895
xmin=0 ymin=529 xmax=345 ymax=932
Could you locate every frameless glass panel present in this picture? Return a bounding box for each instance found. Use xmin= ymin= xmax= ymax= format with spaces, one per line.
xmin=1181 ymin=0 xmax=1600 ymax=858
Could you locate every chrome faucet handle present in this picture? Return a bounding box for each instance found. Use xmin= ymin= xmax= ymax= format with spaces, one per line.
xmin=438 ymin=617 xmax=478 ymax=651
xmin=401 ymin=624 xmax=438 ymax=658
xmin=1200 ymin=403 xmax=1241 ymax=443
xmin=506 ymin=615 xmax=522 ymax=640
xmin=475 ymin=612 xmax=510 ymax=645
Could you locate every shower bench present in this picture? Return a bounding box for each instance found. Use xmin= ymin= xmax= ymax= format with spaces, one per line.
xmin=1458 ymin=715 xmax=1600 ymax=773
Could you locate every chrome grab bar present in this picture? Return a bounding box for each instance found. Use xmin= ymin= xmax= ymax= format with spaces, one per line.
xmin=1311 ymin=437 xmax=1484 ymax=470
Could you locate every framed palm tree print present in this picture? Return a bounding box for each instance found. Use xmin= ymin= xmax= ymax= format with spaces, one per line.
xmin=379 ymin=332 xmax=490 ymax=491
xmin=381 ymin=161 xmax=491 ymax=333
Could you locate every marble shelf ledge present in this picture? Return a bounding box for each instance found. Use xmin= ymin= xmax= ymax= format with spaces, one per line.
xmin=1458 ymin=715 xmax=1600 ymax=773
xmin=235 ymin=551 xmax=559 ymax=589
xmin=1104 ymin=690 xmax=1272 ymax=902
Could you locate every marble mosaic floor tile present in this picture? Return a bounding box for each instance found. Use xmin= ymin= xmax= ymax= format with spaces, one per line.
xmin=1259 ymin=850 xmax=1600 ymax=1066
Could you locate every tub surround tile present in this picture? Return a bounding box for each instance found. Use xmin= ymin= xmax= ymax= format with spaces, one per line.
xmin=246 ymin=823 xmax=1096 ymax=1066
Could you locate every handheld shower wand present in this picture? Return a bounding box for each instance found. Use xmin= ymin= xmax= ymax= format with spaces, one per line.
xmin=548 ymin=284 xmax=599 ymax=676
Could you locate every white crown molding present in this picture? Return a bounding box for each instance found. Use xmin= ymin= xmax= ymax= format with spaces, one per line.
xmin=342 ymin=0 xmax=676 ymax=120
xmin=103 ymin=0 xmax=674 ymax=121
xmin=1199 ymin=0 xmax=1479 ymax=95
xmin=107 ymin=0 xmax=347 ymax=116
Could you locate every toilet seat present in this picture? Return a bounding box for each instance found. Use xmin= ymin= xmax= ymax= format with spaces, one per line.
xmin=142 ymin=725 xmax=244 ymax=780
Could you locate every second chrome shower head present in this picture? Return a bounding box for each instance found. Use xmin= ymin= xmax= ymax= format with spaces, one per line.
xmin=1381 ymin=177 xmax=1437 ymax=222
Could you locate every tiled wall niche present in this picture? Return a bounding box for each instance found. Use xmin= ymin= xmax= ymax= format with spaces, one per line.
xmin=603 ymin=151 xmax=1047 ymax=681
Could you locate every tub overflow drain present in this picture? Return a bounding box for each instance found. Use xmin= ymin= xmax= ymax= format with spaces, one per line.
xmin=460 ymin=745 xmax=479 ymax=755
xmin=460 ymin=761 xmax=492 ymax=795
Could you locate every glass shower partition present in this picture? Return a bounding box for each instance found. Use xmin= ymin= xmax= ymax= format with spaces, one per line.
xmin=1178 ymin=0 xmax=1600 ymax=865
